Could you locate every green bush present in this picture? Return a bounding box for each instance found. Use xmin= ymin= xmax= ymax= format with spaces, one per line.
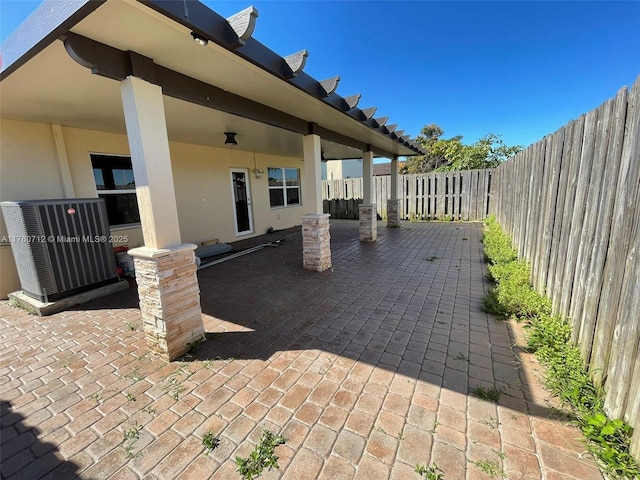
xmin=482 ymin=217 xmax=639 ymax=479
xmin=483 ymin=216 xmax=518 ymax=265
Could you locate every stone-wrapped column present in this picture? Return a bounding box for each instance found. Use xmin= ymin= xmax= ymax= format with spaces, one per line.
xmin=387 ymin=199 xmax=400 ymax=228
xmin=302 ymin=213 xmax=331 ymax=271
xmin=359 ymin=204 xmax=377 ymax=242
xmin=121 ymin=76 xmax=204 ymax=361
xmin=129 ymin=244 xmax=204 ymax=361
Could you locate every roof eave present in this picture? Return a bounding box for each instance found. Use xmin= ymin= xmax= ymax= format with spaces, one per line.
xmin=1 ymin=0 xmax=425 ymax=157
xmin=0 ymin=0 xmax=105 ymax=81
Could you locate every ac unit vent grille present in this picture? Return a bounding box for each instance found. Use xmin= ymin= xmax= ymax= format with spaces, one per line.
xmin=1 ymin=199 xmax=119 ymax=302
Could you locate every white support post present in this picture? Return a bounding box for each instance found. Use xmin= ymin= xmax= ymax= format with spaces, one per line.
xmin=388 ymin=155 xmax=400 ymax=227
xmin=303 ymin=134 xmax=323 ymax=214
xmin=302 ymin=133 xmax=331 ymax=271
xmin=121 ymin=76 xmax=181 ymax=250
xmin=360 ymin=149 xmax=377 ymax=241
xmin=363 ymin=150 xmax=374 ymax=204
xmin=390 ymin=156 xmax=398 ymax=200
xmin=121 ymin=76 xmax=203 ymax=361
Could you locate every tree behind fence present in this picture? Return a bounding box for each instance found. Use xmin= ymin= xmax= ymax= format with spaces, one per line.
xmin=491 ymin=76 xmax=640 ymax=458
xmin=322 ymin=169 xmax=493 ymax=221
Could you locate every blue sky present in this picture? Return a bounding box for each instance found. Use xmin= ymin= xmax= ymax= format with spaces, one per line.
xmin=2 ymin=1 xmax=639 ymax=149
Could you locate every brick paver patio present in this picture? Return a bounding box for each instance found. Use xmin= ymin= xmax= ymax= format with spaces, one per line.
xmin=0 ymin=220 xmax=603 ymax=479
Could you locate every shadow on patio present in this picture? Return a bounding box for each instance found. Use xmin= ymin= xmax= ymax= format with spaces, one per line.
xmin=196 ymin=221 xmax=543 ymax=413
xmin=0 ymin=220 xmax=603 ymax=479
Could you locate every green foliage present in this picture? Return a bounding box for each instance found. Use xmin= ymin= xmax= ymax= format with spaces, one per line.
xmin=472 ymin=459 xmax=506 ymax=479
xmin=235 ymin=430 xmax=286 ymax=480
xmin=482 ymin=217 xmax=550 ymax=320
xmin=583 ymin=413 xmax=640 ymax=479
xmin=202 ymin=431 xmax=220 ymax=453
xmin=8 ymin=296 xmax=38 ymax=315
xmin=122 ymin=422 xmax=144 ymax=459
xmin=401 ymin=126 xmax=522 ymax=174
xmin=415 ymin=463 xmax=444 ymax=479
xmin=526 ymin=313 xmax=571 ymax=356
xmin=188 ymin=333 xmax=206 ymax=355
xmin=483 ymin=216 xmax=518 ymax=266
xmin=482 ymin=217 xmax=640 ymax=479
xmin=471 ymin=386 xmax=502 ymax=403
xmin=481 ymin=289 xmax=508 ymax=317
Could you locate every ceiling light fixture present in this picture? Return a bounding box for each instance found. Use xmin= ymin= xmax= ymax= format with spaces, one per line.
xmin=224 ymin=132 xmax=238 ymax=145
xmin=191 ymin=32 xmax=208 ymax=46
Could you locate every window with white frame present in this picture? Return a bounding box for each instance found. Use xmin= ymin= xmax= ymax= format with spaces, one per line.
xmin=91 ymin=154 xmax=140 ymax=227
xmin=268 ymin=167 xmax=300 ymax=207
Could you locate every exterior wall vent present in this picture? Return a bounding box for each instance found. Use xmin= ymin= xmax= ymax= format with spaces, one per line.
xmin=0 ymin=198 xmax=119 ymax=302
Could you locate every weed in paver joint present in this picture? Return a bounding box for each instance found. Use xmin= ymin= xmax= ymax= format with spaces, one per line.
xmin=482 ymin=417 xmax=499 ymax=430
xmin=431 ymin=421 xmax=440 ymax=433
xmin=89 ymin=393 xmax=102 ymax=403
xmin=124 ymin=392 xmax=136 ymax=402
xmin=235 ymin=430 xmax=286 ymax=480
xmin=187 ymin=333 xmax=207 ymax=355
xmin=454 ymin=353 xmax=470 ymax=363
xmin=143 ymin=406 xmax=157 ymax=416
xmin=471 ymin=386 xmax=502 ymax=403
xmin=424 ymin=256 xmax=439 ymax=262
xmin=126 ymin=322 xmax=137 ymax=331
xmin=8 ymin=296 xmax=38 ymax=315
xmin=163 ymin=367 xmax=190 ymax=400
xmin=415 ymin=463 xmax=444 ymax=479
xmin=125 ymin=367 xmax=144 ymax=383
xmin=122 ymin=422 xmax=144 ymax=459
xmin=202 ymin=431 xmax=221 ymax=454
xmin=123 ymin=423 xmax=142 ymax=440
xmin=472 ymin=459 xmax=505 ymax=479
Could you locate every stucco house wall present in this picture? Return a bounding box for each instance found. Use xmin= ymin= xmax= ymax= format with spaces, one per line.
xmin=0 ymin=119 xmax=306 ymax=298
xmin=325 ymin=159 xmax=363 ymax=180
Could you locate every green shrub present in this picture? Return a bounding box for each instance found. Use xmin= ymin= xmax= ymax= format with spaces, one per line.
xmin=482 ymin=217 xmax=639 ymax=479
xmin=483 ymin=216 xmax=518 ymax=265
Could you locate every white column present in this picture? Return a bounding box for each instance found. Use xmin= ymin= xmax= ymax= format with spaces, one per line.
xmin=303 ymin=134 xmax=323 ymax=214
xmin=390 ymin=155 xmax=398 ymax=200
xmin=363 ymin=150 xmax=374 ymax=204
xmin=360 ymin=149 xmax=377 ymax=242
xmin=121 ymin=76 xmax=181 ymax=250
xmin=388 ymin=155 xmax=400 ymax=227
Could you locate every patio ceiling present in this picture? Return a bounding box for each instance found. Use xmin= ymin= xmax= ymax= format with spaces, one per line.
xmin=0 ymin=0 xmax=424 ymax=160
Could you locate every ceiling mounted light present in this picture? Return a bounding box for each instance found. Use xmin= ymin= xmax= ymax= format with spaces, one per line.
xmin=224 ymin=132 xmax=238 ymax=146
xmin=191 ymin=32 xmax=208 ymax=46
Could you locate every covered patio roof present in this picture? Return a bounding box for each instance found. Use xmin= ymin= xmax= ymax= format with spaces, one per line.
xmin=1 ymin=0 xmax=425 ymax=160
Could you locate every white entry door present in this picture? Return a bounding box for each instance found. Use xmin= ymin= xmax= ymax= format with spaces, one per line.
xmin=230 ymin=168 xmax=254 ymax=236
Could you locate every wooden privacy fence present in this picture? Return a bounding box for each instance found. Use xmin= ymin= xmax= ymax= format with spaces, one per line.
xmin=322 ymin=169 xmax=493 ymax=221
xmin=491 ymin=76 xmax=640 ymax=457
